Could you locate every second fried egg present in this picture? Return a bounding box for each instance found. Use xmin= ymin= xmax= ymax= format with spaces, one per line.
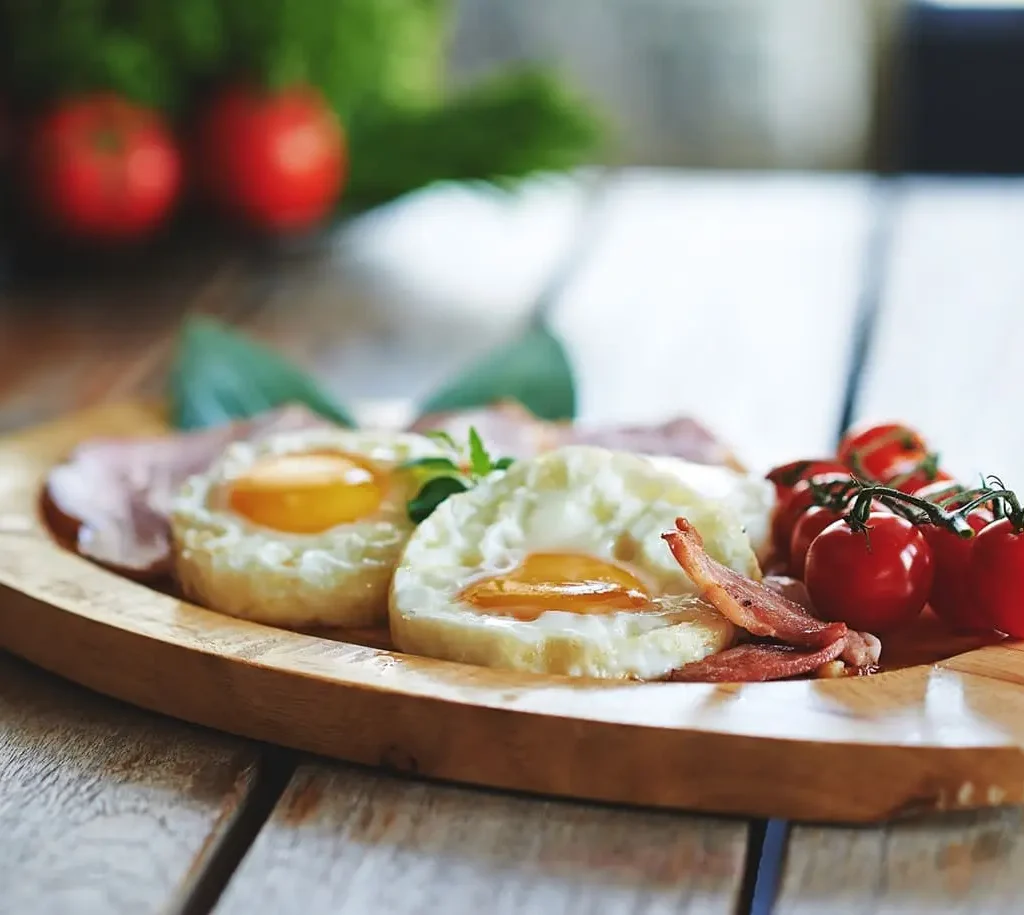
xmin=390 ymin=446 xmax=761 ymax=679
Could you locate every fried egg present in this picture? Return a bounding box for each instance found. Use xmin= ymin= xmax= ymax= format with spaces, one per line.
xmin=171 ymin=428 xmax=443 ymax=628
xmin=390 ymin=446 xmax=761 ymax=679
xmin=644 ymin=455 xmax=776 ymax=562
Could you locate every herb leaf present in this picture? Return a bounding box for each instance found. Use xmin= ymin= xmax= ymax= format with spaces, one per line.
xmin=493 ymin=457 xmax=515 ymax=471
xmin=169 ymin=317 xmax=356 ymax=430
xmin=417 ymin=321 xmax=575 ymax=421
xmin=407 ymin=476 xmax=469 ymax=524
xmin=467 ymin=427 xmax=491 ymax=477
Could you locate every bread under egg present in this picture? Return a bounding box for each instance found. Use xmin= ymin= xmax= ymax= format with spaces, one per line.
xmin=390 ymin=446 xmax=762 ymax=679
xmin=171 ymin=428 xmax=443 ymax=628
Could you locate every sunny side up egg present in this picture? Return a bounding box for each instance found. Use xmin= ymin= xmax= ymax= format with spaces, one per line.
xmin=390 ymin=446 xmax=764 ymax=680
xmin=170 ymin=428 xmax=444 ymax=628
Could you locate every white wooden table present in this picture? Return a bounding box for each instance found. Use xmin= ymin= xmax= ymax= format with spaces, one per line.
xmin=2 ymin=169 xmax=1023 ymax=914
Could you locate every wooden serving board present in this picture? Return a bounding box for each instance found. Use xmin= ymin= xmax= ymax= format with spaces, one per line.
xmin=2 ymin=403 xmax=1024 ymax=824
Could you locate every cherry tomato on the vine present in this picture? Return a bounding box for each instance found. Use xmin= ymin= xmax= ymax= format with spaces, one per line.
xmin=912 ymin=479 xmax=965 ymax=506
xmin=770 ymin=471 xmax=853 ymax=562
xmin=805 ymin=513 xmax=934 ymax=631
xmin=884 ymin=459 xmax=954 ymax=494
xmin=766 ymin=459 xmax=848 ymax=501
xmin=923 ymin=510 xmax=991 ymax=632
xmin=969 ymin=518 xmax=1024 ymax=637
xmin=788 ymin=505 xmax=844 ymax=579
xmin=837 ymin=421 xmax=927 ymax=481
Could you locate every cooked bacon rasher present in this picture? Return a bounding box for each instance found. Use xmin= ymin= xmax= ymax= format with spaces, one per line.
xmin=662 ymin=518 xmax=881 ymax=682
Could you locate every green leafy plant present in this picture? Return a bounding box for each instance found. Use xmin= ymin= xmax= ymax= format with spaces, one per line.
xmin=169 ymin=316 xmax=356 ymax=429
xmin=419 ymin=320 xmax=575 ymax=421
xmin=403 ymin=426 xmax=515 ymax=523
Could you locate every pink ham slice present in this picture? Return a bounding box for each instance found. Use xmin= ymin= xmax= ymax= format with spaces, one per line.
xmin=552 ymin=417 xmax=742 ymax=470
xmin=665 ymin=639 xmax=847 ymax=683
xmin=43 ymin=404 xmax=331 ymax=579
xmin=409 ymin=404 xmax=740 ymax=468
xmin=662 ymin=518 xmax=847 ymax=650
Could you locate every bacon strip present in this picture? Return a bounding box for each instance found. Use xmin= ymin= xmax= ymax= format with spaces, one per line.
xmin=663 ymin=518 xmax=847 ymax=649
xmin=665 ymin=639 xmax=846 ymax=683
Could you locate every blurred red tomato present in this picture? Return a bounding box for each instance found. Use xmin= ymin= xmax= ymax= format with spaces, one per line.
xmin=27 ymin=94 xmax=181 ymax=239
xmin=198 ymin=84 xmax=345 ymax=232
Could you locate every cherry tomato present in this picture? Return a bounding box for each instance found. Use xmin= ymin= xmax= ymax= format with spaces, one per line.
xmin=788 ymin=505 xmax=844 ymax=579
xmin=912 ymin=479 xmax=965 ymax=506
xmin=884 ymin=458 xmax=953 ymax=494
xmin=969 ymin=518 xmax=1024 ymax=637
xmin=766 ymin=459 xmax=848 ymax=501
xmin=770 ymin=471 xmax=852 ymax=561
xmin=198 ymin=84 xmax=346 ymax=231
xmin=805 ymin=513 xmax=934 ymax=631
xmin=27 ymin=93 xmax=181 ymax=239
xmin=924 ymin=511 xmax=992 ymax=632
xmin=838 ymin=421 xmax=927 ymax=481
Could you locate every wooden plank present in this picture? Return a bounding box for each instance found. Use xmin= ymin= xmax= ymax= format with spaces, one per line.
xmin=236 ymin=175 xmax=597 ymax=414
xmin=776 ymin=809 xmax=1024 ymax=914
xmin=215 ymin=765 xmax=748 ymax=915
xmin=777 ymin=179 xmax=1024 ymax=911
xmin=548 ymin=169 xmax=879 ymax=469
xmin=855 ymin=178 xmax=1024 ymax=484
xmin=0 ymin=651 xmax=262 ymax=915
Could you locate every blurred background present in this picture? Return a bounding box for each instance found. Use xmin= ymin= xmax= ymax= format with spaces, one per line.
xmin=3 ymin=0 xmax=1024 ymax=271
xmin=2 ymin=0 xmax=1024 ymax=458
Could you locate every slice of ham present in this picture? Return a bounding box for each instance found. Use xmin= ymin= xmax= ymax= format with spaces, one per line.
xmin=662 ymin=518 xmax=847 ymax=649
xmin=43 ymin=404 xmax=331 ymax=579
xmin=409 ymin=403 xmax=740 ymax=467
xmin=552 ymin=417 xmax=742 ymax=470
xmin=665 ymin=639 xmax=847 ymax=683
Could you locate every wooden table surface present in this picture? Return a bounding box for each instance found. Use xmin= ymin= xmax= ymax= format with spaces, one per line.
xmin=3 ymin=169 xmax=1024 ymax=914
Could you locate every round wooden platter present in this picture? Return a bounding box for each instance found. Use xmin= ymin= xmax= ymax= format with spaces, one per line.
xmin=2 ymin=403 xmax=1024 ymax=824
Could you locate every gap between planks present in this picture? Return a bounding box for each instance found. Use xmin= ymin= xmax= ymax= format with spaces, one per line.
xmin=735 ymin=178 xmax=896 ymax=915
xmin=167 ymin=748 xmax=296 ymax=915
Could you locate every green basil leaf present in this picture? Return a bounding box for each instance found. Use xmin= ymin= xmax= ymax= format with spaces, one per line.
xmin=493 ymin=457 xmax=516 ymax=471
xmin=467 ymin=426 xmax=491 ymax=477
xmin=407 ymin=476 xmax=468 ymax=524
xmin=418 ymin=321 xmax=575 ymax=421
xmin=400 ymin=457 xmax=460 ymax=472
xmin=169 ymin=317 xmax=356 ymax=430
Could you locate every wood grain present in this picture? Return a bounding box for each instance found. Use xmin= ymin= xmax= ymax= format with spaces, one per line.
xmin=4 ymin=402 xmax=1024 ymax=823
xmin=775 ymin=809 xmax=1024 ymax=914
xmin=215 ymin=764 xmax=748 ymax=915
xmin=0 ymin=651 xmax=261 ymax=914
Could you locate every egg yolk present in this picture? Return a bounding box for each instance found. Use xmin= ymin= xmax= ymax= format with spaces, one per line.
xmin=459 ymin=553 xmax=652 ymax=621
xmin=227 ymin=453 xmax=383 ymax=534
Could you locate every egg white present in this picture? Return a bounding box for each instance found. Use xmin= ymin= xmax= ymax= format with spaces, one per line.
xmin=644 ymin=455 xmax=776 ymax=562
xmin=171 ymin=428 xmax=443 ymax=628
xmin=390 ymin=446 xmax=761 ymax=679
